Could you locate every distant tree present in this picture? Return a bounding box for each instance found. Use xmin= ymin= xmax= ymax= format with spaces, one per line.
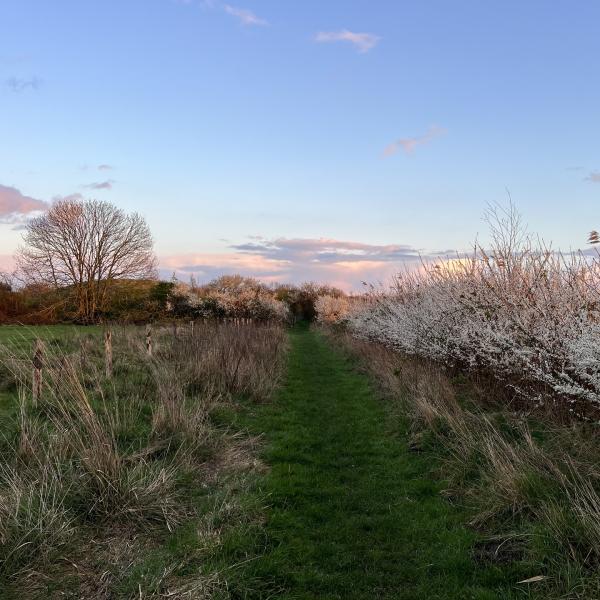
xmin=150 ymin=280 xmax=176 ymax=310
xmin=275 ymin=283 xmax=343 ymax=321
xmin=16 ymin=198 xmax=157 ymax=323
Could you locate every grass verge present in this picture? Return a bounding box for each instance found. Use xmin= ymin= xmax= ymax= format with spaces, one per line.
xmin=329 ymin=327 xmax=600 ymax=599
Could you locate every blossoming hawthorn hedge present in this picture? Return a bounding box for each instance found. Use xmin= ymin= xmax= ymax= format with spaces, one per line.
xmin=339 ymin=207 xmax=600 ymax=418
xmin=168 ymin=275 xmax=290 ymax=322
xmin=315 ymin=294 xmax=360 ymax=325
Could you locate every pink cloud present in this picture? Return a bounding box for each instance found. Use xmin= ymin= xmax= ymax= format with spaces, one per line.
xmin=231 ymin=237 xmax=421 ymax=263
xmin=383 ymin=125 xmax=446 ymax=157
xmin=585 ymin=172 xmax=600 ymax=183
xmin=160 ymin=253 xmax=404 ymax=292
xmin=224 ymin=5 xmax=268 ymax=26
xmin=161 ymin=252 xmax=288 ymax=273
xmin=160 ymin=237 xmax=430 ymax=291
xmin=314 ymin=30 xmax=380 ymax=53
xmin=0 ymin=184 xmax=48 ymax=224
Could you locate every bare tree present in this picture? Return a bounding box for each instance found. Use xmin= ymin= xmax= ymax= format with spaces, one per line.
xmin=16 ymin=197 xmax=157 ymax=322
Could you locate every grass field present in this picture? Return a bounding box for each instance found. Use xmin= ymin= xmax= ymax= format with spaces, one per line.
xmin=0 ymin=324 xmax=101 ymax=346
xmin=0 ymin=322 xmax=286 ymax=597
xmin=0 ymin=323 xmax=580 ymax=598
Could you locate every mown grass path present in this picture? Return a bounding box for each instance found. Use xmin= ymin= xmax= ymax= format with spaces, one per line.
xmin=235 ymin=325 xmax=521 ymax=599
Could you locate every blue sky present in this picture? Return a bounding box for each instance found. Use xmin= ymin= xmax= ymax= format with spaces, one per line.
xmin=1 ymin=0 xmax=599 ymax=288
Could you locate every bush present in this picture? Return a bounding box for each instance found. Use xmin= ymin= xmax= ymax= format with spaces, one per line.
xmin=346 ymin=205 xmax=600 ymax=418
xmin=167 ymin=275 xmax=290 ymax=322
xmin=331 ymin=329 xmax=600 ymax=597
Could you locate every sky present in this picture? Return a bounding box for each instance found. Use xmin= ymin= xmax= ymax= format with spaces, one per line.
xmin=1 ymin=0 xmax=600 ymax=290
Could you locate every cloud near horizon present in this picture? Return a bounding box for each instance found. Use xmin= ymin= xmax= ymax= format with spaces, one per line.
xmin=231 ymin=237 xmax=421 ymax=263
xmin=224 ymin=4 xmax=268 ymax=26
xmin=314 ymin=30 xmax=380 ymax=53
xmin=160 ymin=237 xmax=432 ymax=291
xmin=0 ymin=184 xmax=48 ymax=225
xmin=585 ymin=172 xmax=600 ymax=183
xmin=383 ymin=125 xmax=446 ymax=157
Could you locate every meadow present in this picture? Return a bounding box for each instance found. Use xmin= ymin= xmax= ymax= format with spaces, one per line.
xmin=0 ymin=321 xmax=286 ymax=597
xmin=1 ymin=321 xmax=533 ymax=599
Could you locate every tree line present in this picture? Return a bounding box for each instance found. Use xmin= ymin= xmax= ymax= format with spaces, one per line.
xmin=0 ymin=197 xmax=346 ymax=324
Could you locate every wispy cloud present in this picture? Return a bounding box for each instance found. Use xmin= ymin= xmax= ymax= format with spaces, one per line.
xmin=585 ymin=172 xmax=600 ymax=183
xmin=224 ymin=5 xmax=268 ymax=26
xmin=83 ymin=180 xmax=114 ymax=191
xmin=231 ymin=237 xmax=421 ymax=264
xmin=174 ymin=1 xmax=268 ymax=27
xmin=383 ymin=125 xmax=446 ymax=157
xmin=314 ymin=30 xmax=380 ymax=53
xmin=5 ymin=76 xmax=42 ymax=92
xmin=80 ymin=163 xmax=115 ymax=172
xmin=160 ymin=252 xmax=288 ymax=284
xmin=159 ymin=237 xmax=435 ymax=291
xmin=0 ymin=184 xmax=48 ymax=225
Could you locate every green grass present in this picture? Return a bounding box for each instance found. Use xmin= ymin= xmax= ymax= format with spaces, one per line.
xmin=0 ymin=323 xmax=545 ymax=597
xmin=0 ymin=324 xmax=101 ymax=421
xmin=0 ymin=322 xmax=286 ymax=597
xmin=219 ymin=324 xmax=532 ymax=599
xmin=0 ymin=324 xmax=100 ymax=347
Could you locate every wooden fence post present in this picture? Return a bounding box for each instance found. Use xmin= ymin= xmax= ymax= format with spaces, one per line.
xmin=146 ymin=325 xmax=153 ymax=357
xmin=32 ymin=339 xmax=44 ymax=404
xmin=104 ymin=329 xmax=113 ymax=378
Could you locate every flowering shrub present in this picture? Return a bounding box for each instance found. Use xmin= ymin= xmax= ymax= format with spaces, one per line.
xmin=345 ymin=206 xmax=600 ymax=417
xmin=168 ymin=276 xmax=290 ymax=322
xmin=315 ymin=294 xmax=360 ymax=324
xmin=275 ymin=283 xmax=346 ymax=321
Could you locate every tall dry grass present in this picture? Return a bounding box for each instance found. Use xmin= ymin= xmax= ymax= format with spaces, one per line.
xmin=0 ymin=321 xmax=286 ymax=596
xmin=332 ymin=329 xmax=600 ymax=597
